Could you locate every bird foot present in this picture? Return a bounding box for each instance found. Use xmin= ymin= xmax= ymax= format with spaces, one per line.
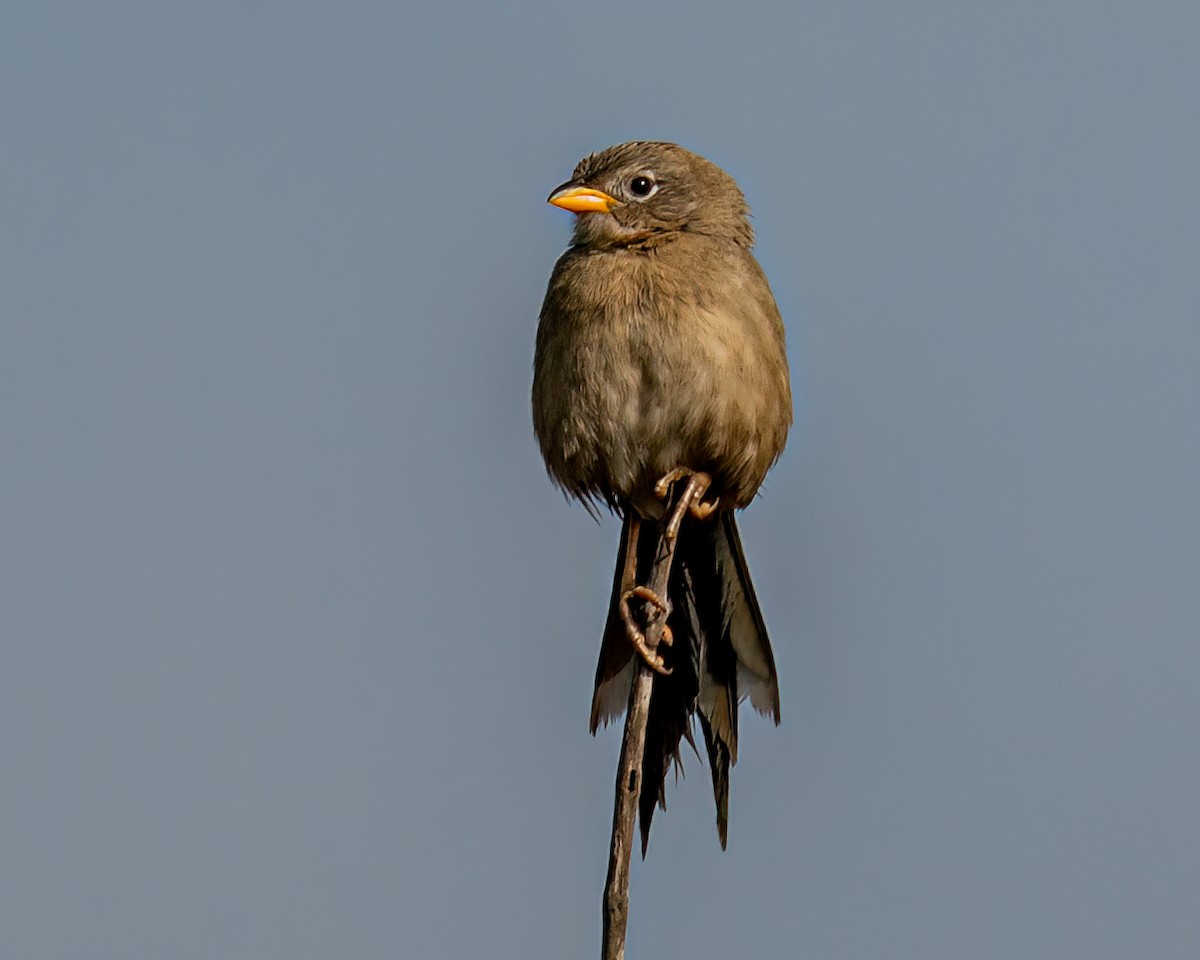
xmin=654 ymin=469 xmax=717 ymax=540
xmin=619 ymin=585 xmax=673 ymax=675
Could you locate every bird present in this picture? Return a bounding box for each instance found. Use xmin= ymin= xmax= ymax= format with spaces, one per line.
xmin=532 ymin=141 xmax=791 ymax=852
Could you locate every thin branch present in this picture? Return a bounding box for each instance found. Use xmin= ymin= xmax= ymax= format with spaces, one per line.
xmin=600 ymin=479 xmax=698 ymax=960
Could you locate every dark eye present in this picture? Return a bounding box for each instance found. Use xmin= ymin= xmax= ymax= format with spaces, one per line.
xmin=629 ymin=175 xmax=655 ymax=197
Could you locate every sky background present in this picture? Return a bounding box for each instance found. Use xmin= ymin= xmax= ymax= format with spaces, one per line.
xmin=3 ymin=2 xmax=1199 ymax=957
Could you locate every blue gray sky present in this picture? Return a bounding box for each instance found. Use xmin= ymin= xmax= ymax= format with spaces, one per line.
xmin=4 ymin=3 xmax=1199 ymax=957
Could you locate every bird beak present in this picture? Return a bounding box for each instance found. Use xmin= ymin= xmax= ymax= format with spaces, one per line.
xmin=547 ymin=183 xmax=620 ymax=214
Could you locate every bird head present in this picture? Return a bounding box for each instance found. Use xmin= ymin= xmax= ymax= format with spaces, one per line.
xmin=547 ymin=141 xmax=754 ymax=250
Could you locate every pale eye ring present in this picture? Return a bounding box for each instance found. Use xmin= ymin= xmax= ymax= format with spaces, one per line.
xmin=629 ymin=174 xmax=657 ymax=198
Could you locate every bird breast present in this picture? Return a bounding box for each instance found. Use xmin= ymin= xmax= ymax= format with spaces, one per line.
xmin=533 ymin=242 xmax=791 ymax=513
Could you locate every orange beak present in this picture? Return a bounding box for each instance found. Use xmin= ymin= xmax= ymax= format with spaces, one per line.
xmin=547 ymin=184 xmax=620 ymax=214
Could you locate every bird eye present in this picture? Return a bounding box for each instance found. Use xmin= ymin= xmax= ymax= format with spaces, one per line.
xmin=629 ymin=175 xmax=656 ymax=197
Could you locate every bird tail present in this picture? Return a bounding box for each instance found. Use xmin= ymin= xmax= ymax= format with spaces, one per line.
xmin=590 ymin=512 xmax=780 ymax=853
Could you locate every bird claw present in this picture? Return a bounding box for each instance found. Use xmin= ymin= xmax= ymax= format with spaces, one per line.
xmin=655 ymin=469 xmax=717 ymax=540
xmin=653 ymin=468 xmax=691 ymax=501
xmin=619 ymin=585 xmax=673 ymax=675
xmin=618 ymin=470 xmax=717 ymax=673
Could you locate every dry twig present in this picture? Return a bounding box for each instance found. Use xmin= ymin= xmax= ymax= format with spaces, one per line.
xmin=600 ymin=475 xmax=704 ymax=960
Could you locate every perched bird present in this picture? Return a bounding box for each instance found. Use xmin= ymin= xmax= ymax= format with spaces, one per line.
xmin=533 ymin=142 xmax=791 ymax=851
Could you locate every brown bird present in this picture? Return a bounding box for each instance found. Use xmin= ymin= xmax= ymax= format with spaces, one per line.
xmin=533 ymin=141 xmax=791 ymax=851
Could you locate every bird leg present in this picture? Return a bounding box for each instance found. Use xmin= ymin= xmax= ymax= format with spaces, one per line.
xmin=654 ymin=468 xmax=717 ymax=541
xmin=618 ymin=472 xmax=709 ymax=673
xmin=616 ymin=516 xmax=670 ymax=674
xmin=619 ymin=585 xmax=674 ymax=675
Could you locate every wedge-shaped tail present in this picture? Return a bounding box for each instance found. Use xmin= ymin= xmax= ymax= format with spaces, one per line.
xmin=591 ymin=512 xmax=779 ymax=852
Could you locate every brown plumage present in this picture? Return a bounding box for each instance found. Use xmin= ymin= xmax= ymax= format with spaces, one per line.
xmin=532 ymin=142 xmax=791 ymax=851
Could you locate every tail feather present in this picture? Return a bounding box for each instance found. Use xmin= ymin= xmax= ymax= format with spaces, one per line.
xmin=697 ymin=713 xmax=731 ymax=849
xmin=591 ymin=511 xmax=779 ymax=852
xmin=715 ymin=513 xmax=781 ymax=724
xmin=589 ymin=517 xmax=639 ymax=733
